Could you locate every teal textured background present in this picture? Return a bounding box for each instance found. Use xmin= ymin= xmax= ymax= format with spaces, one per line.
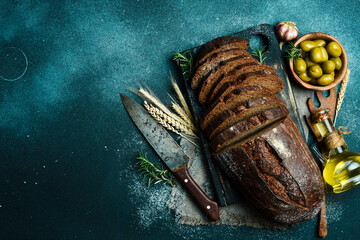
xmin=1 ymin=0 xmax=359 ymax=239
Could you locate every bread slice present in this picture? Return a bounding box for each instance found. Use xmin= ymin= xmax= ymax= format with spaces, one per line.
xmin=210 ymin=105 xmax=289 ymax=153
xmin=195 ymin=47 xmax=245 ymax=71
xmin=201 ymin=85 xmax=272 ymax=131
xmin=212 ymin=73 xmax=285 ymax=104
xmin=194 ymin=36 xmax=249 ymax=69
xmin=207 ymin=64 xmax=278 ymax=105
xmin=213 ymin=117 xmax=324 ymax=224
xmin=205 ymin=94 xmax=285 ymax=140
xmin=198 ymin=58 xmax=259 ymax=105
xmin=191 ymin=49 xmax=251 ymax=90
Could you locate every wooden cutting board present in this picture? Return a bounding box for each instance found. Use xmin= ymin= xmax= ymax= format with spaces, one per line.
xmin=177 ymin=23 xmax=307 ymax=206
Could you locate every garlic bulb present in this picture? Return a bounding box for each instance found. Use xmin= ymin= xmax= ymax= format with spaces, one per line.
xmin=275 ymin=21 xmax=299 ymax=42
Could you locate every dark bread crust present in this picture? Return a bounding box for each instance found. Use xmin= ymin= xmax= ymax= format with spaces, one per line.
xmin=201 ymin=85 xmax=271 ymax=131
xmin=214 ymin=117 xmax=324 ymax=224
xmin=195 ymin=36 xmax=249 ymax=68
xmin=210 ymin=106 xmax=289 ymax=153
xmin=207 ymin=64 xmax=278 ymax=105
xmin=191 ymin=49 xmax=251 ymax=90
xmin=198 ymin=58 xmax=259 ymax=105
xmin=205 ymin=95 xmax=285 ymax=140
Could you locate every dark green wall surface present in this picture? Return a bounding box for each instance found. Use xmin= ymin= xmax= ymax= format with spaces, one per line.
xmin=1 ymin=0 xmax=359 ymax=239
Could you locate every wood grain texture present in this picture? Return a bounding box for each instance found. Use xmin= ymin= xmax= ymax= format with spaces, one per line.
xmin=173 ymin=166 xmax=219 ymax=222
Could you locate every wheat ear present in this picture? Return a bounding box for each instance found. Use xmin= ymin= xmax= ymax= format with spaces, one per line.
xmin=144 ymin=101 xmax=199 ymax=148
xmin=170 ymin=100 xmax=191 ymax=125
xmin=168 ymin=94 xmax=197 ymax=133
xmin=334 ymin=69 xmax=351 ymax=126
xmin=132 ymin=86 xmax=196 ymax=132
xmin=144 ymin=101 xmax=197 ymax=137
xmin=169 ymin=74 xmax=196 ymax=126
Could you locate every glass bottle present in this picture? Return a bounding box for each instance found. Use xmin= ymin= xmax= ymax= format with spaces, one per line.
xmin=312 ymin=108 xmax=360 ymax=193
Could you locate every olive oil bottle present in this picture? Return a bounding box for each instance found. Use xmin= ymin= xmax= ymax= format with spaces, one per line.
xmin=312 ymin=109 xmax=360 ymax=193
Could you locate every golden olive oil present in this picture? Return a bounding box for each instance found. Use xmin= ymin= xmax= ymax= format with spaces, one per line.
xmin=312 ymin=109 xmax=360 ymax=193
xmin=323 ymin=150 xmax=360 ymax=193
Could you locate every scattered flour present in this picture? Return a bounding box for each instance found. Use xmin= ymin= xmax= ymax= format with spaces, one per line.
xmin=120 ymin=163 xmax=172 ymax=230
xmin=325 ymin=199 xmax=344 ymax=224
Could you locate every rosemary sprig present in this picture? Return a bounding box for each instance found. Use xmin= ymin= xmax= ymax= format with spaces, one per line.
xmin=251 ymin=45 xmax=269 ymax=64
xmin=173 ymin=50 xmax=193 ymax=78
xmin=285 ymin=42 xmax=303 ymax=59
xmin=136 ymin=152 xmax=176 ymax=187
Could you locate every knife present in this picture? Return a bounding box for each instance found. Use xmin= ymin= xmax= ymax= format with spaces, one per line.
xmin=120 ymin=93 xmax=219 ymax=222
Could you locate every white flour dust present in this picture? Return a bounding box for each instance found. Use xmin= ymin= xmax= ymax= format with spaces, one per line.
xmin=325 ymin=199 xmax=344 ymax=223
xmin=120 ymin=164 xmax=172 ymax=229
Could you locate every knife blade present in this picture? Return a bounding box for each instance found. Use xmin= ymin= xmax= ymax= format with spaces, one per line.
xmin=120 ymin=93 xmax=219 ymax=222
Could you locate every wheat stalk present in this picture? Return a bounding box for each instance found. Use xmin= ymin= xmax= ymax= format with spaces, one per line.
xmin=334 ymin=69 xmax=351 ymax=126
xmin=168 ymin=94 xmax=198 ymax=133
xmin=144 ymin=101 xmax=199 ymax=147
xmin=169 ymin=74 xmax=196 ymax=127
xmin=170 ymin=101 xmax=191 ymax=124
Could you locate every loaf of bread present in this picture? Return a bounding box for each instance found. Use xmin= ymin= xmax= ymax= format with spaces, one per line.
xmin=214 ymin=117 xmax=325 ymax=224
xmin=191 ymin=35 xmax=324 ymax=224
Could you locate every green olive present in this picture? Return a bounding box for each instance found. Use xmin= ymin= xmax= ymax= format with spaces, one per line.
xmin=329 ymin=71 xmax=335 ymax=76
xmin=330 ymin=57 xmax=342 ymax=70
xmin=326 ymin=41 xmax=342 ymax=57
xmin=310 ymin=47 xmax=323 ymax=63
xmin=300 ymin=40 xmax=317 ymax=52
xmin=308 ymin=65 xmax=323 ymax=78
xmin=322 ymin=60 xmax=336 ymax=74
xmin=304 ymin=56 xmax=316 ymax=68
xmin=298 ymin=72 xmax=312 ymax=82
xmin=313 ymin=39 xmax=326 ymax=47
xmin=310 ymin=78 xmax=318 ymax=85
xmin=317 ymin=74 xmax=334 ymax=86
xmin=320 ymin=47 xmax=329 ymax=62
xmin=294 ymin=57 xmax=307 ymax=74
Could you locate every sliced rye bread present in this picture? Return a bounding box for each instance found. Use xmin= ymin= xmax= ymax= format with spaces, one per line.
xmin=207 ymin=64 xmax=278 ymax=105
xmin=213 ymin=116 xmax=324 ymax=224
xmin=198 ymin=58 xmax=260 ymax=105
xmin=210 ymin=105 xmax=289 ymax=153
xmin=191 ymin=49 xmax=251 ymax=90
xmin=195 ymin=47 xmax=246 ymax=71
xmin=211 ymin=73 xmax=285 ymax=104
xmin=205 ymin=94 xmax=285 ymax=140
xmin=194 ymin=36 xmax=249 ymax=68
xmin=201 ymin=85 xmax=272 ymax=131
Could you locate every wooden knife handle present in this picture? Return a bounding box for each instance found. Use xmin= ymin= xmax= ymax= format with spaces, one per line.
xmin=173 ymin=166 xmax=219 ymax=222
xmin=319 ymin=198 xmax=328 ymax=238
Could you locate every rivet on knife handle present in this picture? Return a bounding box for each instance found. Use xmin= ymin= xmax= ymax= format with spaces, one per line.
xmin=173 ymin=165 xmax=219 ymax=222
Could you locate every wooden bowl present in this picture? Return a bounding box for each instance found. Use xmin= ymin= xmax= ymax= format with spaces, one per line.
xmin=288 ymin=32 xmax=348 ymax=91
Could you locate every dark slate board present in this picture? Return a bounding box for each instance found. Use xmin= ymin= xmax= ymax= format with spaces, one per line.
xmin=178 ymin=23 xmax=306 ymax=207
